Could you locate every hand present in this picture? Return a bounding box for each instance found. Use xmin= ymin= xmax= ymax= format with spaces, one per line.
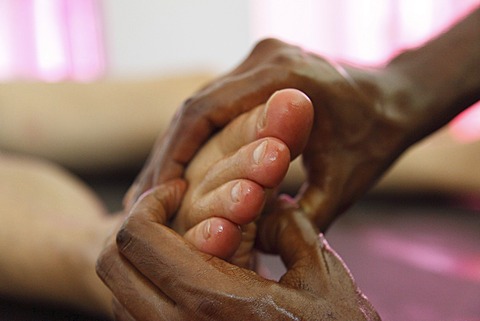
xmin=124 ymin=38 xmax=411 ymax=230
xmin=97 ymin=183 xmax=380 ymax=321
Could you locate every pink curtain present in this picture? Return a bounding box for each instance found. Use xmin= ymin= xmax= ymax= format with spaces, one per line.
xmin=251 ymin=0 xmax=480 ymax=142
xmin=251 ymin=0 xmax=479 ymax=64
xmin=0 ymin=0 xmax=105 ymax=81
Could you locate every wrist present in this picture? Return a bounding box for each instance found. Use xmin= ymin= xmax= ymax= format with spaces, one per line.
xmin=384 ymin=7 xmax=480 ymax=143
xmin=339 ymin=62 xmax=415 ymax=150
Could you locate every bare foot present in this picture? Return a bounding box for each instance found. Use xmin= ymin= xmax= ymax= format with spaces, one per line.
xmin=173 ymin=89 xmax=314 ymax=267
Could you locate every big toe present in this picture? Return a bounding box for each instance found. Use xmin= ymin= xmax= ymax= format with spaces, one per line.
xmin=257 ymin=88 xmax=314 ymax=159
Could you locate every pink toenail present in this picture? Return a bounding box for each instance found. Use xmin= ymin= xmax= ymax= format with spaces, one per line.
xmin=253 ymin=140 xmax=267 ymax=164
xmin=203 ymin=220 xmax=211 ymax=240
xmin=231 ymin=181 xmax=242 ymax=203
xmin=257 ymin=103 xmax=269 ymax=130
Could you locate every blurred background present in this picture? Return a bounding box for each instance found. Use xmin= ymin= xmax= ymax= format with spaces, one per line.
xmin=0 ymin=1 xmax=479 ymax=320
xmin=0 ymin=0 xmax=477 ymax=76
xmin=1 ymin=0 xmax=479 ymax=140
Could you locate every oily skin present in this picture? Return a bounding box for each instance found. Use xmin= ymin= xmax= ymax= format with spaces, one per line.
xmin=124 ymin=38 xmax=411 ymax=231
xmin=109 ymin=42 xmax=407 ymax=319
xmin=99 ymin=9 xmax=479 ymax=319
xmin=97 ymin=181 xmax=380 ymax=321
xmin=175 ymin=89 xmax=314 ymax=266
xmin=96 ymin=88 xmax=316 ymax=309
xmin=97 ymin=89 xmax=379 ymax=319
xmin=126 ymin=7 xmax=480 ymax=229
xmin=178 ymin=135 xmax=292 ymax=265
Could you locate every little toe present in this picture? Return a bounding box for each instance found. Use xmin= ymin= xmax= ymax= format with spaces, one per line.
xmin=183 ymin=217 xmax=242 ymax=260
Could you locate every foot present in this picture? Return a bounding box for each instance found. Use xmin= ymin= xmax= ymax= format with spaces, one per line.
xmin=172 ymin=89 xmax=314 ymax=267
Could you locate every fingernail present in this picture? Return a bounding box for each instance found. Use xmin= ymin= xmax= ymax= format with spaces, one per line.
xmin=253 ymin=140 xmax=267 ymax=164
xmin=231 ymin=181 xmax=242 ymax=203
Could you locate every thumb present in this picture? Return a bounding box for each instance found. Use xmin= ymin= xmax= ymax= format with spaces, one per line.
xmin=126 ymin=179 xmax=187 ymax=226
xmin=297 ymin=182 xmax=342 ymax=232
xmin=257 ymin=196 xmax=357 ymax=295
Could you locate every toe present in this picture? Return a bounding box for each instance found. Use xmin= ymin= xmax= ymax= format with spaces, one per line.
xmin=183 ymin=217 xmax=242 ymax=260
xmin=257 ymin=88 xmax=314 ymax=159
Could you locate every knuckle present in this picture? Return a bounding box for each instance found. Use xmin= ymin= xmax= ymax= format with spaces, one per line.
xmin=252 ymin=37 xmax=284 ymax=53
xmin=178 ymin=94 xmax=206 ymax=120
xmin=268 ymin=45 xmax=304 ymax=68
xmin=95 ymin=245 xmax=117 ymax=283
xmin=246 ymin=50 xmax=306 ymax=88
xmin=194 ymin=297 xmax=223 ymax=320
xmin=254 ymin=64 xmax=293 ymax=87
xmin=173 ymin=97 xmax=210 ymax=132
xmin=178 ymin=97 xmax=194 ymax=115
xmin=252 ymin=38 xmax=304 ymax=67
xmin=116 ymin=223 xmax=135 ymax=251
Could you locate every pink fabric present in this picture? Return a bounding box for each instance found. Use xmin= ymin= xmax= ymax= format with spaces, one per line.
xmin=251 ymin=0 xmax=479 ymax=63
xmin=251 ymin=0 xmax=480 ymax=141
xmin=0 ymin=0 xmax=105 ymax=81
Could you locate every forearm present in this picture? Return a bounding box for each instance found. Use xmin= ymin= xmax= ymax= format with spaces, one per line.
xmin=385 ymin=7 xmax=480 ymax=142
xmin=0 ymin=73 xmax=212 ymax=172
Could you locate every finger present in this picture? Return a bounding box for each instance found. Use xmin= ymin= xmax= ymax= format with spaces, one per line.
xmin=299 ymin=153 xmax=397 ymax=231
xmin=98 ymin=180 xmax=188 ymax=319
xmin=117 ymin=216 xmax=219 ymax=303
xmin=112 ymin=298 xmax=136 ymax=321
xmin=96 ymin=245 xmax=176 ymax=321
xmin=298 ymin=182 xmax=339 ymax=231
xmin=277 ymin=198 xmax=382 ymax=319
xmin=128 ymin=176 xmax=247 ymax=260
xmin=116 ymin=202 xmax=265 ymax=305
xmin=228 ymin=222 xmax=257 ymax=268
xmin=125 ymin=71 xmax=278 ymax=205
xmin=123 ymin=160 xmax=155 ymax=210
xmin=127 ymin=66 xmax=311 ymax=206
xmin=228 ymin=38 xmax=290 ymax=75
xmin=256 ymin=198 xmax=345 ymax=294
xmin=126 ymin=179 xmax=187 ymax=226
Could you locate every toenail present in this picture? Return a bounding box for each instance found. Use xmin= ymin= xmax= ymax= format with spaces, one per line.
xmin=203 ymin=220 xmax=211 ymax=240
xmin=257 ymin=103 xmax=269 ymax=130
xmin=231 ymin=181 xmax=242 ymax=203
xmin=253 ymin=140 xmax=267 ymax=164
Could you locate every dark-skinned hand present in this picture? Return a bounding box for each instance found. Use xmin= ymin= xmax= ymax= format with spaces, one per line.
xmin=97 ymin=181 xmax=380 ymax=321
xmin=124 ymin=38 xmax=411 ymax=230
